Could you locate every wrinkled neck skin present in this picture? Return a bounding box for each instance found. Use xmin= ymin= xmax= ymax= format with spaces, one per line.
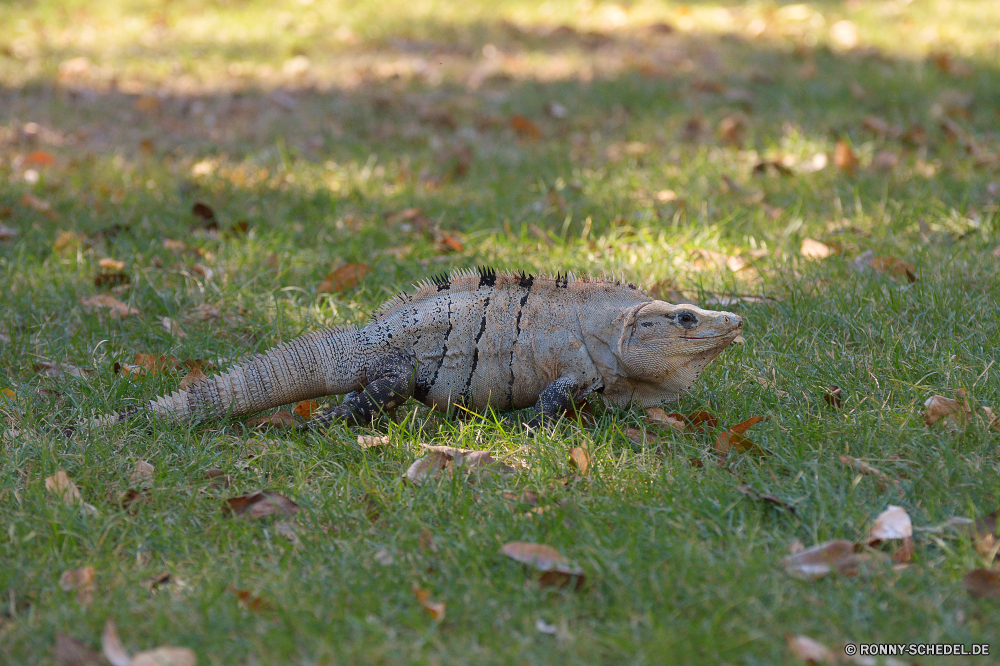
xmin=584 ymin=300 xmax=743 ymax=408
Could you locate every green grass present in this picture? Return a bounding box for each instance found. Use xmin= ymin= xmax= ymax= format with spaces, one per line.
xmin=2 ymin=0 xmax=1000 ymax=663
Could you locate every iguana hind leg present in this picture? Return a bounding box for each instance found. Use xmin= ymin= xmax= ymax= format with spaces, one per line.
xmin=526 ymin=374 xmax=593 ymax=430
xmin=305 ymin=353 xmax=414 ymax=428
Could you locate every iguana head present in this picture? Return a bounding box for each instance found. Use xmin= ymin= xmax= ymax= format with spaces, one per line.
xmin=604 ymin=300 xmax=743 ymax=406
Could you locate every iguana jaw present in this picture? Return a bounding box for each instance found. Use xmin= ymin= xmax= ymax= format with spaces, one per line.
xmin=599 ymin=300 xmax=744 ymax=406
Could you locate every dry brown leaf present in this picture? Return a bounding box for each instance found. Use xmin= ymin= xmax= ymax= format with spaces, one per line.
xmin=714 ymin=416 xmax=765 ymax=455
xmin=979 ymin=406 xmax=1000 ymax=431
xmin=102 ymin=619 xmax=196 ymax=666
xmin=869 ymin=256 xmax=916 ymax=282
xmin=26 ymin=194 xmax=58 ymax=219
xmin=191 ymin=202 xmax=215 ymax=221
xmin=833 ymin=140 xmax=858 ymax=175
xmin=323 ymin=263 xmax=370 ymax=292
xmin=161 ymin=317 xmax=186 ymax=339
xmin=568 ymin=446 xmax=591 ymax=475
xmin=129 ymin=460 xmax=155 ymax=485
xmin=501 ymin=542 xmax=584 ymax=589
xmin=838 ymin=455 xmax=898 ymax=489
xmin=892 ymin=537 xmax=915 ymax=564
xmin=203 ymin=469 xmax=232 ymax=489
xmin=964 ymin=509 xmax=1000 ymax=561
xmin=144 ymin=572 xmax=172 ymax=592
xmin=509 ymin=114 xmax=542 ymax=140
xmin=413 ymin=585 xmax=446 ymax=621
xmin=45 ymin=470 xmax=98 ymax=515
xmin=924 ymin=389 xmax=971 ymax=426
xmin=99 ymin=257 xmax=126 ymax=271
xmin=79 ymin=294 xmax=140 ymax=317
xmin=963 ymin=569 xmax=1000 ymax=600
xmin=736 ymin=485 xmax=796 ymax=514
xmin=786 ymin=634 xmax=835 ymax=664
xmin=404 ymin=445 xmax=514 ymax=485
xmin=861 ymin=116 xmax=902 ymax=138
xmin=54 ymin=631 xmax=104 ymax=666
xmin=871 ymin=150 xmax=899 ymax=172
xmin=24 ymin=149 xmax=56 ymax=166
xmin=782 ymin=540 xmax=863 ymax=580
xmin=293 ymin=400 xmax=319 ymax=420
xmin=357 ymin=434 xmax=389 ymax=449
xmin=435 ymin=234 xmax=464 ymax=253
xmin=224 ymin=491 xmax=300 ymax=518
xmin=645 ymin=407 xmax=686 ymax=432
xmin=717 ymin=113 xmax=747 ymax=147
xmin=230 ymin=586 xmax=272 ymax=612
xmin=35 ymin=361 xmax=89 ymax=378
xmin=869 ymin=504 xmax=913 ymax=543
xmin=0 ymin=224 xmax=17 ymax=242
xmin=824 ymin=385 xmax=842 ymax=409
xmin=59 ymin=566 xmax=96 ymax=606
xmin=178 ymin=366 xmax=206 ymax=392
xmin=800 ymin=238 xmax=834 ymax=260
xmin=246 ymin=410 xmax=295 ymax=429
xmin=94 ymin=272 xmax=130 ymax=289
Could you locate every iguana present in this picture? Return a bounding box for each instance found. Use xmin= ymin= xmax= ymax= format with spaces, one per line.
xmin=88 ymin=268 xmax=743 ymax=431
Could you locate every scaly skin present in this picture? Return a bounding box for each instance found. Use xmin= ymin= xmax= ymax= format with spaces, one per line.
xmin=87 ymin=268 xmax=743 ymax=430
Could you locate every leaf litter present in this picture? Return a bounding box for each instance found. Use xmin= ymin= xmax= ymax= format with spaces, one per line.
xmin=501 ymin=542 xmax=585 ymax=590
xmin=102 ymin=618 xmax=196 ymax=666
xmin=404 ymin=445 xmax=515 ymax=485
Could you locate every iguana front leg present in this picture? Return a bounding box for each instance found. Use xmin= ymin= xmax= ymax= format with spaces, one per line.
xmin=526 ymin=374 xmax=597 ymax=430
xmin=305 ymin=353 xmax=414 ymax=428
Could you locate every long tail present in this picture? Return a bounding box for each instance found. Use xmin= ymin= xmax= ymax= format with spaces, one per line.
xmin=87 ymin=327 xmax=364 ymax=429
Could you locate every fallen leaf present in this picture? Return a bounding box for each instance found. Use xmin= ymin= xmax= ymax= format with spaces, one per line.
xmin=833 ymin=140 xmax=858 ymax=175
xmin=869 ymin=256 xmax=916 ymax=282
xmin=24 ymin=149 xmax=56 ymax=166
xmin=144 ymin=572 xmax=172 ymax=592
xmin=869 ymin=504 xmax=913 ymax=543
xmin=357 ymin=434 xmax=389 ymax=449
xmin=838 ymin=455 xmax=898 ymax=490
xmin=79 ymin=294 xmax=140 ymax=317
xmin=129 ymin=460 xmax=155 ymax=485
xmin=509 ymin=114 xmax=542 ymax=140
xmin=133 ymin=354 xmax=180 ymax=375
xmin=0 ymin=224 xmax=17 ymax=241
xmin=102 ymin=619 xmax=196 ymax=666
xmin=892 ymin=537 xmax=915 ymax=563
xmin=645 ymin=407 xmax=686 ymax=432
xmin=979 ymin=406 xmax=1000 ymax=431
xmin=54 ymin=631 xmax=104 ymax=666
xmin=35 ymin=361 xmax=88 ymax=378
xmin=413 ymin=584 xmax=446 ymax=621
xmin=717 ymin=113 xmax=747 ymax=147
xmin=230 ymin=586 xmax=272 ymax=612
xmin=24 ymin=193 xmax=57 ymax=219
xmin=714 ymin=416 xmax=765 ymax=455
xmin=332 ymin=263 xmax=369 ymax=292
xmin=99 ymin=258 xmax=126 ymax=271
xmin=963 ymin=569 xmax=1000 ymax=600
xmin=191 ymin=202 xmax=215 ymax=221
xmin=736 ymin=485 xmax=796 ymax=513
xmin=435 ymin=234 xmax=464 ymax=253
xmin=535 ymin=618 xmax=558 ymax=635
xmin=501 ymin=542 xmax=584 ymax=589
xmin=800 ymin=238 xmax=834 ymax=260
xmin=786 ymin=634 xmax=835 ymax=664
xmin=275 ymin=520 xmax=301 ymax=546
xmin=871 ymin=150 xmax=899 ymax=172
xmin=177 ymin=365 xmax=206 ymax=391
xmin=782 ymin=540 xmax=864 ymax=580
xmin=374 ymin=547 xmax=394 ymax=566
xmin=568 ymin=446 xmax=591 ymax=475
xmin=861 ymin=116 xmax=902 ymax=138
xmin=45 ymin=470 xmax=98 ymax=515
xmin=246 ymin=410 xmax=295 ymax=429
xmin=224 ymin=491 xmax=300 ymax=518
xmin=293 ymin=400 xmax=319 ymax=420
xmin=824 ymin=385 xmax=842 ymax=409
xmin=94 ymin=272 xmax=130 ymax=289
xmin=161 ymin=317 xmax=186 ymax=339
xmin=964 ymin=509 xmax=1000 ymax=561
xmin=404 ymin=445 xmax=514 ymax=485
xmin=203 ymin=469 xmax=232 ymax=488
xmin=924 ymin=389 xmax=971 ymax=426
xmin=59 ymin=566 xmax=96 ymax=606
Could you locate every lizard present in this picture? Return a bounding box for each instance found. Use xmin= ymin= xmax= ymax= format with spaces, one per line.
xmin=86 ymin=268 xmax=743 ymax=431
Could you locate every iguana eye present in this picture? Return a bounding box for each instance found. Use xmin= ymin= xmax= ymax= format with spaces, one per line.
xmin=676 ymin=311 xmax=698 ymax=326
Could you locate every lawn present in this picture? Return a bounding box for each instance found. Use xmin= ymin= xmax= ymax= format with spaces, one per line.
xmin=2 ymin=0 xmax=1000 ymax=664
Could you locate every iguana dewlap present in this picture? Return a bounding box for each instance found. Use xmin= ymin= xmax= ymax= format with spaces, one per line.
xmin=91 ymin=268 xmax=743 ymax=430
